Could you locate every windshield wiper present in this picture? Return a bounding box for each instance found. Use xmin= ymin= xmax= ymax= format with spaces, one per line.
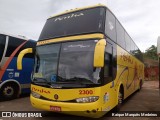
xmin=50 ymin=76 xmax=96 ymax=86
xmin=32 ymin=78 xmax=51 ymax=87
xmin=58 ymin=77 xmax=95 ymax=85
xmin=50 ymin=76 xmax=77 ymax=84
xmin=69 ymin=77 xmax=95 ymax=84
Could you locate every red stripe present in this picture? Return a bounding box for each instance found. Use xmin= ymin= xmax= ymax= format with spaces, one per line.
xmin=0 ymin=41 xmax=27 ymax=81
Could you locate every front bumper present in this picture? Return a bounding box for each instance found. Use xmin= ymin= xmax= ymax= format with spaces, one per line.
xmin=30 ymin=95 xmax=104 ymax=118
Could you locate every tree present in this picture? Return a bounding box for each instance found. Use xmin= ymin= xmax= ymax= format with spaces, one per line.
xmin=144 ymin=45 xmax=158 ymax=60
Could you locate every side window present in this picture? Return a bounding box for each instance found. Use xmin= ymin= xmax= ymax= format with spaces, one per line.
xmin=6 ymin=36 xmax=24 ymax=57
xmin=134 ymin=45 xmax=138 ymax=57
xmin=134 ymin=45 xmax=142 ymax=61
xmin=106 ymin=38 xmax=117 ymax=80
xmin=116 ymin=20 xmax=125 ymax=49
xmin=125 ymin=32 xmax=131 ymax=52
xmin=105 ymin=10 xmax=116 ymax=42
xmin=112 ymin=48 xmax=117 ymax=80
xmin=130 ymin=40 xmax=135 ymax=55
xmin=0 ymin=34 xmax=6 ymax=62
xmin=104 ymin=42 xmax=113 ymax=84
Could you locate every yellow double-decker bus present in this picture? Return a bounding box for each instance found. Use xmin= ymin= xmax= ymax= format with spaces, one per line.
xmin=28 ymin=5 xmax=144 ymax=118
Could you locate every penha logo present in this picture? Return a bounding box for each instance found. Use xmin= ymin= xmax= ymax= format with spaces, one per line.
xmin=32 ymin=87 xmax=50 ymax=94
xmin=54 ymin=13 xmax=84 ymax=22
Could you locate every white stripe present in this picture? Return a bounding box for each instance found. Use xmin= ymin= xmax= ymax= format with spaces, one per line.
xmin=0 ymin=36 xmax=9 ymax=66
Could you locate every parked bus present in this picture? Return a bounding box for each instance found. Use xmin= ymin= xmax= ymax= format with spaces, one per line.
xmin=28 ymin=5 xmax=144 ymax=118
xmin=0 ymin=33 xmax=36 ymax=100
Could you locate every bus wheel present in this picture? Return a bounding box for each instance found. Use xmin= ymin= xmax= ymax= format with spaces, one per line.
xmin=114 ymin=88 xmax=123 ymax=111
xmin=0 ymin=83 xmax=19 ymax=100
xmin=138 ymin=80 xmax=142 ymax=91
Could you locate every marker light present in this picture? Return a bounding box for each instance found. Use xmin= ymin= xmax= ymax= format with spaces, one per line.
xmin=76 ymin=96 xmax=99 ymax=103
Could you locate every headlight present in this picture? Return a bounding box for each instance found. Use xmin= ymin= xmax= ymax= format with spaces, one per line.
xmin=31 ymin=91 xmax=41 ymax=98
xmin=76 ymin=96 xmax=99 ymax=103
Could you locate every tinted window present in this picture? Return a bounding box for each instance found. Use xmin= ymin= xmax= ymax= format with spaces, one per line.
xmin=6 ymin=36 xmax=25 ymax=57
xmin=39 ymin=7 xmax=106 ymax=40
xmin=106 ymin=38 xmax=117 ymax=80
xmin=105 ymin=42 xmax=112 ymax=54
xmin=112 ymin=48 xmax=117 ymax=79
xmin=105 ymin=10 xmax=116 ymax=42
xmin=125 ymin=32 xmax=131 ymax=52
xmin=104 ymin=42 xmax=113 ymax=84
xmin=130 ymin=40 xmax=135 ymax=55
xmin=134 ymin=45 xmax=138 ymax=54
xmin=134 ymin=45 xmax=142 ymax=61
xmin=0 ymin=34 xmax=6 ymax=62
xmin=116 ymin=20 xmax=125 ymax=48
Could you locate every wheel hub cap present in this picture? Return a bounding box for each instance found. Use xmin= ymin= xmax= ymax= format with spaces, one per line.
xmin=3 ymin=86 xmax=14 ymax=96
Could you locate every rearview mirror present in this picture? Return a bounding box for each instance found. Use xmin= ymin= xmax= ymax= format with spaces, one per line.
xmin=94 ymin=39 xmax=106 ymax=67
xmin=17 ymin=48 xmax=33 ymax=70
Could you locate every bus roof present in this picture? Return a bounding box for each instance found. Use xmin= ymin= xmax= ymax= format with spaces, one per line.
xmin=49 ymin=4 xmax=106 ymax=19
xmin=0 ymin=32 xmax=28 ymax=40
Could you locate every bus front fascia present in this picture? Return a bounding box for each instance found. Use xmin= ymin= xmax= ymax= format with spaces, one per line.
xmin=94 ymin=39 xmax=106 ymax=67
xmin=17 ymin=48 xmax=33 ymax=70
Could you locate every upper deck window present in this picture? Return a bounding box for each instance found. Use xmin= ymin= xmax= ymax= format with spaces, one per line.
xmin=0 ymin=34 xmax=6 ymax=62
xmin=39 ymin=7 xmax=106 ymax=40
xmin=5 ymin=36 xmax=24 ymax=57
xmin=116 ymin=20 xmax=125 ymax=49
xmin=105 ymin=10 xmax=116 ymax=42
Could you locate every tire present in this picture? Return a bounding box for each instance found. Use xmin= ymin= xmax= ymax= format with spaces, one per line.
xmin=114 ymin=88 xmax=123 ymax=112
xmin=138 ymin=80 xmax=142 ymax=91
xmin=0 ymin=83 xmax=19 ymax=101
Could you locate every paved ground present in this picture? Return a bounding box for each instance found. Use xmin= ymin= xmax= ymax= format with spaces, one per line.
xmin=0 ymin=80 xmax=159 ymax=120
xmin=143 ymin=80 xmax=159 ymax=89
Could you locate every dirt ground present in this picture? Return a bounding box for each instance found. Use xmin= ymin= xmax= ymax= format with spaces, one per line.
xmin=143 ymin=80 xmax=159 ymax=89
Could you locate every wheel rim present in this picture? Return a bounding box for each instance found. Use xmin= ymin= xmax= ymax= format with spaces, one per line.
xmin=3 ymin=86 xmax=14 ymax=97
xmin=118 ymin=91 xmax=122 ymax=104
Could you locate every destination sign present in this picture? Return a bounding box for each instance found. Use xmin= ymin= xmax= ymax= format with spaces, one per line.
xmin=39 ymin=7 xmax=105 ymax=40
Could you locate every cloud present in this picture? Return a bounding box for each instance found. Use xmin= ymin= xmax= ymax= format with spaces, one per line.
xmin=0 ymin=0 xmax=51 ymax=39
xmin=107 ymin=0 xmax=160 ymax=51
xmin=0 ymin=0 xmax=160 ymax=51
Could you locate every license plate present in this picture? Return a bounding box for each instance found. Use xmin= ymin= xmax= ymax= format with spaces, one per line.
xmin=50 ymin=106 xmax=61 ymax=111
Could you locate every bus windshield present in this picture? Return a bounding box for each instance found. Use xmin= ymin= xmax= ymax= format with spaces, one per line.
xmin=33 ymin=40 xmax=102 ymax=88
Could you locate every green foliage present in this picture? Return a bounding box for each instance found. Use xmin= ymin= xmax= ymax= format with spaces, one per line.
xmin=143 ymin=45 xmax=158 ymax=60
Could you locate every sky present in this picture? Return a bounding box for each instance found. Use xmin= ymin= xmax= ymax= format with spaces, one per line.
xmin=0 ymin=0 xmax=160 ymax=52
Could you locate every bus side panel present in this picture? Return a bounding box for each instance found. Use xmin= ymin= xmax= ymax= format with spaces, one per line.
xmin=101 ymin=82 xmax=117 ymax=112
xmin=20 ymin=57 xmax=34 ymax=93
xmin=117 ymin=46 xmax=144 ymax=99
xmin=1 ymin=57 xmax=34 ymax=93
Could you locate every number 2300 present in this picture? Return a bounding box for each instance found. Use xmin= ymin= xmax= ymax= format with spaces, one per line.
xmin=79 ymin=90 xmax=93 ymax=95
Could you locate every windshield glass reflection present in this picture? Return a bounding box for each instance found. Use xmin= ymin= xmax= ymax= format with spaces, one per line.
xmin=33 ymin=40 xmax=102 ymax=87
